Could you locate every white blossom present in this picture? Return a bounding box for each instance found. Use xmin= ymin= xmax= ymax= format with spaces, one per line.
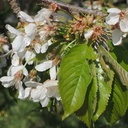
xmin=6 ymin=23 xmax=37 ymax=53
xmin=39 ymin=31 xmax=48 ymax=41
xmin=7 ymin=65 xmax=28 ymax=76
xmin=0 ymin=65 xmax=28 ymax=99
xmin=106 ymin=8 xmax=128 ymax=45
xmin=11 ymin=53 xmax=20 ymax=66
xmin=84 ymin=29 xmax=93 ymax=40
xmin=34 ymin=43 xmax=41 ymax=54
xmin=35 ymin=60 xmax=53 ymax=72
xmin=106 ymin=8 xmax=128 ymax=32
xmin=35 ymin=60 xmax=57 ymax=80
xmin=112 ymin=29 xmax=123 ymax=45
xmin=25 ymin=50 xmax=36 ymax=65
xmin=18 ymin=8 xmax=52 ymax=24
xmin=24 ymin=80 xmax=60 ymax=107
xmin=43 ymin=80 xmax=60 ymax=100
xmin=41 ymin=39 xmax=52 ymax=53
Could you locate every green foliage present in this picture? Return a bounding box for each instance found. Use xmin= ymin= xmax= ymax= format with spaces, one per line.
xmin=99 ymin=46 xmax=128 ymax=86
xmin=107 ymin=79 xmax=128 ymax=124
xmin=59 ymin=43 xmax=128 ymax=127
xmin=93 ymin=67 xmax=114 ymax=121
xmin=76 ymin=63 xmax=98 ymax=128
xmin=59 ymin=44 xmax=96 ymax=119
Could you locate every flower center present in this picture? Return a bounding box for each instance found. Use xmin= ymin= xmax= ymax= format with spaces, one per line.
xmin=70 ymin=17 xmax=88 ymax=33
xmin=14 ymin=71 xmax=23 ymax=81
xmin=92 ymin=26 xmax=104 ymax=41
xmin=29 ymin=70 xmax=37 ymax=80
xmin=119 ymin=11 xmax=126 ymax=19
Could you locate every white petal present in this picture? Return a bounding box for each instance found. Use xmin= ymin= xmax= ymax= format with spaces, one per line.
xmin=24 ymin=24 xmax=37 ymax=46
xmin=23 ymin=67 xmax=28 ymax=76
xmin=0 ymin=76 xmax=14 ymax=88
xmin=17 ymin=81 xmax=25 ymax=99
xmin=107 ymin=8 xmax=121 ymax=13
xmin=25 ymin=50 xmax=36 ymax=65
xmin=46 ymin=85 xmax=59 ymax=97
xmin=11 ymin=53 xmax=19 ymax=66
xmin=44 ymin=80 xmax=60 ymax=99
xmin=17 ymin=50 xmax=26 ymax=58
xmin=106 ymin=13 xmax=119 ymax=25
xmin=47 ymin=88 xmax=60 ymax=99
xmin=119 ymin=18 xmax=128 ymax=32
xmin=24 ymin=36 xmax=31 ymax=46
xmin=84 ymin=30 xmax=93 ymax=40
xmin=50 ymin=65 xmax=56 ymax=80
xmin=34 ymin=8 xmax=52 ymax=22
xmin=12 ymin=36 xmax=26 ymax=53
xmin=40 ymin=39 xmax=52 ymax=53
xmin=31 ymin=86 xmax=47 ymax=102
xmin=10 ymin=65 xmax=22 ymax=76
xmin=3 ymin=83 xmax=14 ymax=88
xmin=23 ymin=87 xmax=31 ymax=98
xmin=47 ymin=39 xmax=52 ymax=46
xmin=0 ymin=76 xmax=14 ymax=83
xmin=10 ymin=67 xmax=19 ymax=76
xmin=41 ymin=43 xmax=49 ymax=53
xmin=112 ymin=29 xmax=123 ymax=45
xmin=7 ymin=66 xmax=12 ymax=76
xmin=34 ymin=43 xmax=41 ymax=53
xmin=5 ymin=24 xmax=22 ymax=35
xmin=35 ymin=60 xmax=53 ymax=72
xmin=18 ymin=11 xmax=34 ymax=22
xmin=25 ymin=81 xmax=42 ymax=87
xmin=44 ymin=80 xmax=58 ymax=87
xmin=25 ymin=23 xmax=37 ymax=37
xmin=40 ymin=97 xmax=49 ymax=107
xmin=39 ymin=31 xmax=47 ymax=41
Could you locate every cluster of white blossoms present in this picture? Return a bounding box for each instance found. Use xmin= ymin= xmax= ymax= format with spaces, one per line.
xmin=0 ymin=8 xmax=60 ymax=107
xmin=1 ymin=4 xmax=127 ymax=108
xmin=106 ymin=8 xmax=128 ymax=46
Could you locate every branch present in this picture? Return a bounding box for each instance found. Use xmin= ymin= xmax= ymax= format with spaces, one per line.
xmin=41 ymin=0 xmax=106 ymax=16
xmin=7 ymin=0 xmax=21 ymax=16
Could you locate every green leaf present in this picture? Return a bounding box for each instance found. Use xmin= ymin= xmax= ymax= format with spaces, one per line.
xmin=66 ymin=43 xmax=97 ymax=60
xmin=93 ymin=63 xmax=114 ymax=121
xmin=110 ymin=79 xmax=128 ymax=123
xmin=59 ymin=44 xmax=94 ymax=119
xmin=76 ymin=63 xmax=98 ymax=128
xmin=110 ymin=46 xmax=128 ymax=72
xmin=99 ymin=46 xmax=128 ymax=86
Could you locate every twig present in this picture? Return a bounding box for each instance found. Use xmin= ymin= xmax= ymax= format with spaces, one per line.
xmin=7 ymin=0 xmax=21 ymax=16
xmin=0 ymin=50 xmax=12 ymax=58
xmin=41 ymin=0 xmax=106 ymax=16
